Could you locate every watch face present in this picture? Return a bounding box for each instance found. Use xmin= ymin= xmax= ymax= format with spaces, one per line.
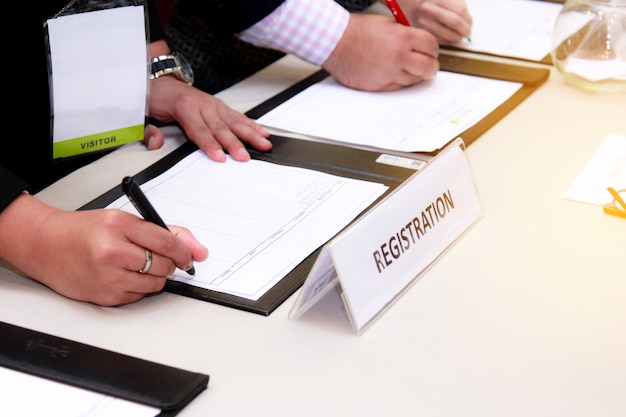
xmin=172 ymin=51 xmax=194 ymax=85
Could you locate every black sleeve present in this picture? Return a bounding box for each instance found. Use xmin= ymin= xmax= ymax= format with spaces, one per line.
xmin=0 ymin=166 xmax=29 ymax=213
xmin=177 ymin=0 xmax=285 ymax=36
xmin=147 ymin=0 xmax=166 ymax=42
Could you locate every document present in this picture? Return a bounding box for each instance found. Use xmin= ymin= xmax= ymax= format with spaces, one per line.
xmin=444 ymin=0 xmax=564 ymax=62
xmin=564 ymin=133 xmax=626 ymax=205
xmin=1 ymin=367 xmax=159 ymax=417
xmin=107 ymin=150 xmax=388 ymax=300
xmin=256 ymin=71 xmax=522 ymax=153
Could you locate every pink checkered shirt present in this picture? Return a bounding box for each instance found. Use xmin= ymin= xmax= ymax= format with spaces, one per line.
xmin=239 ymin=0 xmax=350 ymax=66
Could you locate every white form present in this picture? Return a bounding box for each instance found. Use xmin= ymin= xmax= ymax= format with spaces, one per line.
xmin=446 ymin=0 xmax=564 ymax=61
xmin=256 ymin=71 xmax=522 ymax=153
xmin=564 ymin=133 xmax=626 ymax=205
xmin=108 ymin=150 xmax=388 ymax=300
xmin=1 ymin=367 xmax=159 ymax=417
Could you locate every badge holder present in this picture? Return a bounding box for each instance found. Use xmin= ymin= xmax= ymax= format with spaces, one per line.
xmin=44 ymin=0 xmax=150 ymax=159
xmin=289 ymin=138 xmax=484 ymax=335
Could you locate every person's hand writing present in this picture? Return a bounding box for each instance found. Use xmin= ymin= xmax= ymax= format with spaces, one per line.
xmin=0 ymin=194 xmax=208 ymax=306
xmin=146 ymin=76 xmax=272 ymax=162
xmin=397 ymin=0 xmax=472 ymax=43
xmin=323 ymin=13 xmax=439 ymax=91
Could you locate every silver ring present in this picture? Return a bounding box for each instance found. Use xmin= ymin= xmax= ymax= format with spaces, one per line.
xmin=139 ymin=249 xmax=153 ymax=274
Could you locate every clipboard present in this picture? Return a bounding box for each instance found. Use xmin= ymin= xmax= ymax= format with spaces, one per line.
xmin=246 ymin=53 xmax=550 ymax=152
xmin=81 ymin=136 xmax=426 ymax=315
xmin=0 ymin=321 xmax=208 ymax=417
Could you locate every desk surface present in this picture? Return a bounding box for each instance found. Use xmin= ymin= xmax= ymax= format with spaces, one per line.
xmin=2 ymin=53 xmax=626 ymax=417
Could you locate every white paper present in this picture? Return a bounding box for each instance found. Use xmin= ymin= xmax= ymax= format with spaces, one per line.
xmin=1 ymin=367 xmax=159 ymax=417
xmin=108 ymin=151 xmax=388 ymax=300
xmin=257 ymin=72 xmax=521 ymax=153
xmin=564 ymin=133 xmax=626 ymax=205
xmin=447 ymin=0 xmax=564 ymax=61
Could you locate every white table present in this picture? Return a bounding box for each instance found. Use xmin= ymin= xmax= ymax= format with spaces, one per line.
xmin=2 ymin=52 xmax=625 ymax=417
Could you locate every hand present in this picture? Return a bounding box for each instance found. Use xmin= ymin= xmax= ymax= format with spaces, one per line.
xmin=0 ymin=194 xmax=208 ymax=306
xmin=323 ymin=13 xmax=440 ymax=91
xmin=397 ymin=0 xmax=473 ymax=43
xmin=146 ymin=75 xmax=272 ymax=162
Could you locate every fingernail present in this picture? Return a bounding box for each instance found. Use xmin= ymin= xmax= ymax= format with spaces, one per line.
xmin=212 ymin=149 xmax=226 ymax=161
xmin=233 ymin=147 xmax=250 ymax=159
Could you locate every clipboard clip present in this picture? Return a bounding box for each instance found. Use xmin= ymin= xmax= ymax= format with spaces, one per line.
xmin=603 ymin=187 xmax=626 ymax=218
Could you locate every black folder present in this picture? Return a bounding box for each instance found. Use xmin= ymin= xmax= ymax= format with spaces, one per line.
xmin=81 ymin=135 xmax=423 ymax=316
xmin=0 ymin=321 xmax=209 ymax=417
xmin=246 ymin=53 xmax=550 ymax=152
xmin=81 ymin=54 xmax=547 ymax=316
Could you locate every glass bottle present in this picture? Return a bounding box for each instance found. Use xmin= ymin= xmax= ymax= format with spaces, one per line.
xmin=551 ymin=0 xmax=626 ymax=93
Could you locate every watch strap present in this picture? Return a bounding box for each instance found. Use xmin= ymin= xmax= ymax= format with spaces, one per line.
xmin=151 ymin=56 xmax=179 ymax=79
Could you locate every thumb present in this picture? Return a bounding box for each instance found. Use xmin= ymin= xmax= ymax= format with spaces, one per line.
xmin=170 ymin=225 xmax=209 ymax=262
xmin=143 ymin=124 xmax=166 ymax=150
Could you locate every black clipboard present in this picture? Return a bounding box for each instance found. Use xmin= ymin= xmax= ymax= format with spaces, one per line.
xmin=0 ymin=321 xmax=208 ymax=417
xmin=246 ymin=53 xmax=550 ymax=153
xmin=81 ymin=136 xmax=423 ymax=315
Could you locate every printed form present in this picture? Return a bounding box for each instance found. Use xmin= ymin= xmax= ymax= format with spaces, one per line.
xmin=447 ymin=0 xmax=564 ymax=61
xmin=1 ymin=367 xmax=158 ymax=417
xmin=256 ymin=71 xmax=522 ymax=153
xmin=108 ymin=150 xmax=388 ymax=300
xmin=564 ymin=133 xmax=626 ymax=205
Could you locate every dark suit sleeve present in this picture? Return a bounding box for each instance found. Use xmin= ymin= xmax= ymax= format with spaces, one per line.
xmin=147 ymin=0 xmax=166 ymax=42
xmin=177 ymin=0 xmax=285 ymax=36
xmin=0 ymin=166 xmax=29 ymax=213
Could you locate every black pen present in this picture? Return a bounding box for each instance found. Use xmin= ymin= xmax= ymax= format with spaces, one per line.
xmin=122 ymin=176 xmax=196 ymax=275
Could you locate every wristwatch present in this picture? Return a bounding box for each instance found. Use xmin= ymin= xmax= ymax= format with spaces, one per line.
xmin=150 ymin=51 xmax=194 ymax=85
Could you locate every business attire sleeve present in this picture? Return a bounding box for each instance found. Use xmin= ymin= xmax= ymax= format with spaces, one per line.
xmin=0 ymin=166 xmax=29 ymax=213
xmin=177 ymin=0 xmax=286 ymax=36
xmin=147 ymin=0 xmax=167 ymax=41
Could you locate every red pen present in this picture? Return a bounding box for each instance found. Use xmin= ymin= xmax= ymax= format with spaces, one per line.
xmin=385 ymin=0 xmax=410 ymax=26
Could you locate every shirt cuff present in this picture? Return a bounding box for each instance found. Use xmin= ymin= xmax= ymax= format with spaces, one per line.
xmin=239 ymin=0 xmax=350 ymax=66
